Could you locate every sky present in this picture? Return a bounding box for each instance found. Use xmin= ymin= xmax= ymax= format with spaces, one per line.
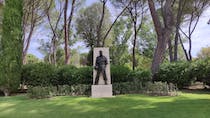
xmin=185 ymin=8 xmax=210 ymax=57
xmin=27 ymin=0 xmax=210 ymax=59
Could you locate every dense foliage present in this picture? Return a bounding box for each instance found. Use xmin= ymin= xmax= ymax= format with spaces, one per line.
xmin=0 ymin=0 xmax=23 ymax=96
xmin=22 ymin=58 xmax=210 ymax=98
xmin=156 ymin=62 xmax=192 ymax=88
xmin=22 ymin=64 xmax=152 ymax=87
xmin=22 ymin=63 xmax=57 ymax=87
xmin=156 ymin=59 xmax=210 ymax=88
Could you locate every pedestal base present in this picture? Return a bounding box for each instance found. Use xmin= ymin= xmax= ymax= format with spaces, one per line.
xmin=91 ymin=85 xmax=113 ymax=98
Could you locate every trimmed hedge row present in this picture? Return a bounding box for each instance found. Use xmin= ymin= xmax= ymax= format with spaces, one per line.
xmin=28 ymin=85 xmax=91 ymax=99
xmin=21 ymin=63 xmax=57 ymax=87
xmin=156 ymin=59 xmax=210 ymax=88
xmin=21 ymin=63 xmax=151 ymax=87
xmin=28 ymin=81 xmax=178 ymax=99
xmin=22 ymin=58 xmax=210 ymax=90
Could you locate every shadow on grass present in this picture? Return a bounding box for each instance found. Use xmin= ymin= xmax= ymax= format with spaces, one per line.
xmin=181 ymin=89 xmax=210 ymax=94
xmin=0 ymin=94 xmax=210 ymax=118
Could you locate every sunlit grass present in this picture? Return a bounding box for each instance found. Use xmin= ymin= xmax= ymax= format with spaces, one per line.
xmin=0 ymin=92 xmax=210 ymax=118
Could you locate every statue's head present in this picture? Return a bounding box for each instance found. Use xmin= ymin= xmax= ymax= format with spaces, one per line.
xmin=99 ymin=50 xmax=103 ymax=56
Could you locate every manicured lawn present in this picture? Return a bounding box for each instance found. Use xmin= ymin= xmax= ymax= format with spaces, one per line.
xmin=0 ymin=92 xmax=210 ymax=118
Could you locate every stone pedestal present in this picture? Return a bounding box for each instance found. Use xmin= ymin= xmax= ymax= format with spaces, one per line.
xmin=91 ymin=85 xmax=113 ymax=98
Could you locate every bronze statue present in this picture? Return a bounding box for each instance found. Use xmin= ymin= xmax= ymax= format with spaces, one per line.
xmin=94 ymin=50 xmax=108 ymax=85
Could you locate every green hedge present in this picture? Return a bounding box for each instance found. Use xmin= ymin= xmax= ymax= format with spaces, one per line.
xmin=22 ymin=59 xmax=210 ymax=90
xmin=27 ymin=85 xmax=91 ymax=99
xmin=156 ymin=62 xmax=192 ymax=88
xmin=28 ymin=81 xmax=177 ymax=99
xmin=111 ymin=65 xmax=131 ymax=83
xmin=22 ymin=63 xmax=57 ymax=87
xmin=56 ymin=65 xmax=78 ymax=86
xmin=22 ymin=64 xmax=151 ymax=87
xmin=191 ymin=59 xmax=210 ymax=85
xmin=76 ymin=66 xmax=93 ymax=85
xmin=156 ymin=59 xmax=210 ymax=88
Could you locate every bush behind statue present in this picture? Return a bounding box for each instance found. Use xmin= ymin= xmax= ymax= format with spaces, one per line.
xmin=22 ymin=64 xmax=152 ymax=87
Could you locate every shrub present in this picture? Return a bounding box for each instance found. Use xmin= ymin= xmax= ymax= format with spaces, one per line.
xmin=156 ymin=62 xmax=193 ymax=88
xmin=113 ymin=79 xmax=144 ymax=94
xmin=22 ymin=63 xmax=57 ymax=87
xmin=56 ymin=65 xmax=78 ymax=86
xmin=144 ymin=82 xmax=178 ymax=96
xmin=70 ymin=84 xmax=91 ymax=96
xmin=27 ymin=84 xmax=91 ymax=98
xmin=111 ymin=65 xmax=131 ymax=83
xmin=113 ymin=80 xmax=178 ymax=96
xmin=155 ymin=59 xmax=210 ymax=88
xmin=27 ymin=86 xmax=52 ymax=99
xmin=76 ymin=67 xmax=93 ymax=85
xmin=127 ymin=69 xmax=152 ymax=82
xmin=191 ymin=59 xmax=210 ymax=85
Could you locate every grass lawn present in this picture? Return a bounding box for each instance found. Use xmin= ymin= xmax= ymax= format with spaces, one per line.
xmin=0 ymin=92 xmax=210 ymax=118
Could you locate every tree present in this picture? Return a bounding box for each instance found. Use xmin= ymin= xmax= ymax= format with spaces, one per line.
xmin=46 ymin=0 xmax=64 ymax=65
xmin=64 ymin=0 xmax=79 ymax=65
xmin=178 ymin=0 xmax=210 ymax=61
xmin=76 ymin=2 xmax=112 ymax=48
xmin=137 ymin=21 xmax=156 ymax=59
xmin=111 ymin=0 xmax=147 ymax=70
xmin=76 ymin=2 xmax=112 ymax=65
xmin=80 ymin=53 xmax=88 ymax=66
xmin=25 ymin=54 xmax=41 ymax=64
xmin=22 ymin=0 xmax=51 ymax=64
xmin=110 ymin=18 xmax=132 ymax=65
xmin=0 ymin=0 xmax=23 ymax=96
xmin=0 ymin=2 xmax=3 ymax=49
xmin=197 ymin=47 xmax=210 ymax=59
xmin=45 ymin=0 xmax=83 ymax=65
xmin=172 ymin=0 xmax=186 ymax=61
xmin=148 ymin=0 xmax=174 ymax=75
xmin=37 ymin=39 xmax=52 ymax=63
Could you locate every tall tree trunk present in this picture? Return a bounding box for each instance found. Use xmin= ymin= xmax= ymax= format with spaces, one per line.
xmin=168 ymin=38 xmax=173 ymax=62
xmin=66 ymin=0 xmax=76 ymax=64
xmin=46 ymin=6 xmax=63 ymax=65
xmin=22 ymin=26 xmax=35 ymax=64
xmin=22 ymin=7 xmax=35 ymax=65
xmin=179 ymin=33 xmax=190 ymax=61
xmin=152 ymin=35 xmax=167 ymax=74
xmin=132 ymin=23 xmax=137 ymax=70
xmin=130 ymin=1 xmax=144 ymax=70
xmin=52 ymin=36 xmax=57 ymax=65
xmin=97 ymin=0 xmax=106 ymax=47
xmin=148 ymin=0 xmax=174 ymax=75
xmin=173 ymin=0 xmax=186 ymax=61
xmin=174 ymin=32 xmax=179 ymax=61
xmin=64 ymin=0 xmax=70 ymax=64
xmin=188 ymin=38 xmax=192 ymax=60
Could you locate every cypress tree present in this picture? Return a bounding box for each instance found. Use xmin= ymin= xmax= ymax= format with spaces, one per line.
xmin=0 ymin=0 xmax=23 ymax=96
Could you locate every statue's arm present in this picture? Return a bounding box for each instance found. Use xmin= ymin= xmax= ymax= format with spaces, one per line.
xmin=95 ymin=57 xmax=99 ymax=69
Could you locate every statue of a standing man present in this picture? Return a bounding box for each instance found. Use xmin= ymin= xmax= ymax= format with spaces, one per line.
xmin=94 ymin=50 xmax=108 ymax=85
